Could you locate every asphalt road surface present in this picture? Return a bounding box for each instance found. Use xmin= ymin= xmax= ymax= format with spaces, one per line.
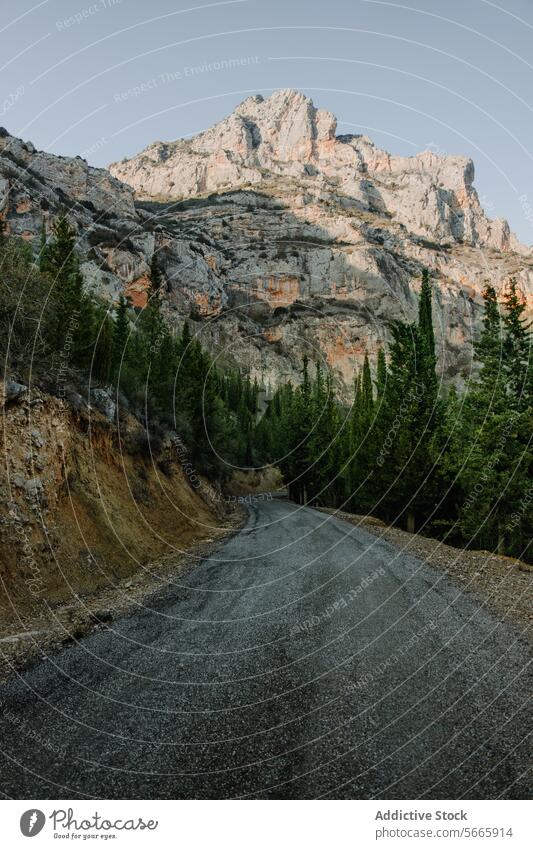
xmin=0 ymin=499 xmax=530 ymax=799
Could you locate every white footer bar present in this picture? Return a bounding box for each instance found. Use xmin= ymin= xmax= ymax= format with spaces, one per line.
xmin=1 ymin=799 xmax=530 ymax=848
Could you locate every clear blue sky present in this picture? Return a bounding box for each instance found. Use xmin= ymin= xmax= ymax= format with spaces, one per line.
xmin=1 ymin=0 xmax=532 ymax=245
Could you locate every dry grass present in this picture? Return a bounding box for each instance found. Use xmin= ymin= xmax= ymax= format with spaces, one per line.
xmin=0 ymin=388 xmax=244 ymax=674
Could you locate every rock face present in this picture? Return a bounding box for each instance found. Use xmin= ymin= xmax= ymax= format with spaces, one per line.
xmin=1 ymin=89 xmax=532 ymax=395
xmin=110 ymin=89 xmax=532 ymax=389
xmin=110 ymin=89 xmax=528 ymax=256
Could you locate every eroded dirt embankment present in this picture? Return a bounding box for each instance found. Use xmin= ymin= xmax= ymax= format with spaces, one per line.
xmin=0 ymin=384 xmax=238 ymax=652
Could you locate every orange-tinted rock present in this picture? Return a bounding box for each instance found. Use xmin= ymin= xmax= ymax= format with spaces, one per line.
xmin=16 ymin=199 xmax=31 ymax=214
xmin=125 ymin=275 xmax=150 ymax=308
xmin=253 ymin=276 xmax=300 ymax=307
xmin=191 ymin=291 xmax=223 ymax=317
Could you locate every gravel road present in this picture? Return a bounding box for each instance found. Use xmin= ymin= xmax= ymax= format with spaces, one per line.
xmin=0 ymin=499 xmax=530 ymax=799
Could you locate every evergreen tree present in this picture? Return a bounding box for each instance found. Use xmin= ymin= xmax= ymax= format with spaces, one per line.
xmin=376 ymin=347 xmax=387 ymax=398
xmin=476 ymin=284 xmax=503 ymax=387
xmin=5 ymin=216 xmax=530 ymax=563
xmin=150 ymin=249 xmax=163 ymax=292
xmin=458 ymin=285 xmax=532 ymax=553
xmin=179 ymin=320 xmax=192 ymax=353
xmin=286 ymin=356 xmax=313 ymax=503
xmin=112 ymin=294 xmax=130 ymax=379
xmin=502 ymin=279 xmax=531 ymax=405
xmin=38 ymin=218 xmax=47 ymax=271
xmin=40 ymin=214 xmax=94 ymax=366
xmin=92 ymin=305 xmax=114 ymax=383
xmin=141 ymin=278 xmax=165 ymax=362
xmin=347 ymin=356 xmax=377 ymax=513
xmin=419 ymin=269 xmax=436 ymax=357
xmin=153 ymin=328 xmax=176 ymax=421
xmin=381 ymin=270 xmax=440 ymax=531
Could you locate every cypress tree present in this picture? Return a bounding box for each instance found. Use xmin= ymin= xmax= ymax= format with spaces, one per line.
xmin=376 ymin=347 xmax=387 ymax=398
xmin=41 ymin=214 xmax=92 ymax=363
xmin=382 ymin=270 xmax=440 ymax=533
xmin=417 ymin=267 xmax=438 ymax=403
xmin=286 ymin=356 xmax=313 ymax=503
xmin=419 ymin=268 xmax=436 ymax=355
xmin=457 ymin=286 xmax=516 ymax=553
xmin=112 ymin=294 xmax=130 ymax=379
xmin=361 ymin=353 xmax=373 ymax=416
xmin=92 ymin=308 xmax=114 ymax=384
xmin=502 ymin=279 xmax=531 ymax=405
xmin=38 ymin=218 xmax=47 ymax=271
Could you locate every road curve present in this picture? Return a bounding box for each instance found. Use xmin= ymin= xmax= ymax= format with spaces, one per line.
xmin=0 ymin=499 xmax=530 ymax=799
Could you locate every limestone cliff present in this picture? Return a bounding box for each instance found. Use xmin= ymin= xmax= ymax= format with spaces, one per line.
xmin=1 ymin=90 xmax=532 ymax=395
xmin=110 ymin=88 xmax=524 ymax=255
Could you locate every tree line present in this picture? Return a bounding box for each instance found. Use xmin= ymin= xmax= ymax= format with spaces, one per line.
xmin=2 ymin=215 xmax=531 ymax=561
xmin=256 ymin=270 xmax=532 ymax=562
xmin=1 ymin=215 xmax=257 ymax=479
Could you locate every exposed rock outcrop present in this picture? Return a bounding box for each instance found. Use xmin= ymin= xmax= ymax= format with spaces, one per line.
xmin=0 ymin=380 xmax=225 ymax=626
xmin=110 ymin=89 xmax=529 ymax=255
xmin=1 ymin=89 xmax=532 ymax=396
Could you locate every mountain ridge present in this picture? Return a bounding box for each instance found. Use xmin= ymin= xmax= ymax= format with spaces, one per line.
xmin=1 ymin=89 xmax=532 ymax=394
xmin=109 ymin=89 xmax=531 ymax=256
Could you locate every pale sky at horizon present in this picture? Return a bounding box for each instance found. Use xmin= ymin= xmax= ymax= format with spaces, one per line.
xmin=1 ymin=0 xmax=532 ymax=245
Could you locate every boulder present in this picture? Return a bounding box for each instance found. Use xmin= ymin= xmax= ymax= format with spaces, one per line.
xmin=2 ymin=380 xmax=28 ymax=406
xmin=90 ymin=388 xmax=116 ymax=421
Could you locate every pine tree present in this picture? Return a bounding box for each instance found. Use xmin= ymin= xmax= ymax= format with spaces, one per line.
xmin=381 ymin=270 xmax=441 ymax=532
xmin=361 ymin=353 xmax=373 ymax=416
xmin=92 ymin=306 xmax=114 ymax=383
xmin=417 ymin=268 xmax=438 ymax=404
xmin=321 ymin=370 xmax=343 ymax=506
xmin=38 ymin=218 xmax=47 ymax=271
xmin=112 ymin=294 xmax=130 ymax=379
xmin=419 ymin=268 xmax=436 ymax=356
xmin=286 ymin=356 xmax=313 ymax=503
xmin=180 ymin=320 xmax=192 ymax=353
xmin=41 ymin=214 xmax=93 ymax=364
xmin=150 ymin=249 xmax=163 ymax=293
xmin=347 ymin=355 xmax=377 ymax=513
xmin=141 ymin=277 xmax=164 ymax=362
xmin=376 ymin=347 xmax=387 ymax=398
xmin=502 ymin=279 xmax=531 ymax=406
xmin=476 ymin=284 xmax=503 ymax=387
xmin=153 ymin=328 xmax=176 ymax=421
xmin=306 ymin=361 xmax=328 ymax=503
xmin=457 ymin=285 xmax=521 ymax=553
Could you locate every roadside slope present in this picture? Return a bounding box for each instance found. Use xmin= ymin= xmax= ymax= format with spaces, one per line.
xmin=0 ymin=384 xmax=231 ymax=639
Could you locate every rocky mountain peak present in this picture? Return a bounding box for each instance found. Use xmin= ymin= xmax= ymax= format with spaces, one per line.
xmin=1 ymin=94 xmax=532 ymax=398
xmin=109 ymin=90 xmax=529 ymax=256
xmin=186 ymin=88 xmax=337 ymax=169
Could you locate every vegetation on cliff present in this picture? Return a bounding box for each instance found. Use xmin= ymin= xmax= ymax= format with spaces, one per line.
xmin=1 ymin=217 xmax=257 ymax=482
xmin=258 ymin=270 xmax=532 ymax=562
xmin=1 ymin=217 xmax=531 ymax=563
